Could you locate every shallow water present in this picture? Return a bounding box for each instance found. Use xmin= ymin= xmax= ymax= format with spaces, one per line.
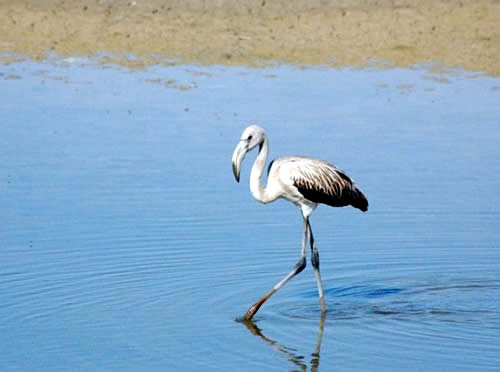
xmin=1 ymin=59 xmax=499 ymax=370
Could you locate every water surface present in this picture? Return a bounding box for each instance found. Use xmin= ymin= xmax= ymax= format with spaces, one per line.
xmin=1 ymin=59 xmax=499 ymax=370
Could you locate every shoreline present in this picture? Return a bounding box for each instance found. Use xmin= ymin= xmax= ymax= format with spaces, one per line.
xmin=1 ymin=0 xmax=499 ymax=75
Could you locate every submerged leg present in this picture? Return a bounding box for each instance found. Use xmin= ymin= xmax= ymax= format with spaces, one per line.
xmin=307 ymin=220 xmax=327 ymax=313
xmin=243 ymin=219 xmax=309 ymax=321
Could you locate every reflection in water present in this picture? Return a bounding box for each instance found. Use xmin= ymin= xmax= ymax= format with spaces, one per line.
xmin=241 ymin=312 xmax=326 ymax=372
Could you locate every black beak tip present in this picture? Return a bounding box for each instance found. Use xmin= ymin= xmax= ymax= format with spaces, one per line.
xmin=232 ymin=162 xmax=240 ymax=183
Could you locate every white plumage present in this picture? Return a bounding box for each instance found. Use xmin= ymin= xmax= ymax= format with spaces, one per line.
xmin=232 ymin=125 xmax=368 ymax=320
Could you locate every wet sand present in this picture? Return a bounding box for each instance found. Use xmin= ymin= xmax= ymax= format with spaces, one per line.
xmin=0 ymin=0 xmax=499 ymax=75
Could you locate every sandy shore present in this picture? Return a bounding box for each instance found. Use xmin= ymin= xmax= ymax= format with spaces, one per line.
xmin=0 ymin=0 xmax=499 ymax=75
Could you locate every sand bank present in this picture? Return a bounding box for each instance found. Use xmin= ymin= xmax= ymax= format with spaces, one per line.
xmin=0 ymin=0 xmax=499 ymax=75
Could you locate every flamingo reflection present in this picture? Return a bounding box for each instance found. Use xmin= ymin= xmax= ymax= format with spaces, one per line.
xmin=241 ymin=312 xmax=327 ymax=372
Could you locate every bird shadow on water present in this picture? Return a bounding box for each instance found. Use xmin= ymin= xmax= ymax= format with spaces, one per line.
xmin=238 ymin=312 xmax=326 ymax=372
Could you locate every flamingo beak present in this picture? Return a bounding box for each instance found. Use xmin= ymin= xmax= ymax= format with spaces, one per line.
xmin=232 ymin=141 xmax=247 ymax=183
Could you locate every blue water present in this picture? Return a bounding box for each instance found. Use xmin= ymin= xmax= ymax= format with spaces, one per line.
xmin=1 ymin=59 xmax=499 ymax=370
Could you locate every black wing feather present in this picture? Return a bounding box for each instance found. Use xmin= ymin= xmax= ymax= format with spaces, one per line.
xmin=293 ymin=163 xmax=368 ymax=212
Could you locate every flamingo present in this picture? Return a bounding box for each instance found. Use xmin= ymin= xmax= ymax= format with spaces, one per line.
xmin=232 ymin=125 xmax=368 ymax=320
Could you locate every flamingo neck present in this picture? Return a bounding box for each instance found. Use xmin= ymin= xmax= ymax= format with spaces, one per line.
xmin=250 ymin=136 xmax=272 ymax=203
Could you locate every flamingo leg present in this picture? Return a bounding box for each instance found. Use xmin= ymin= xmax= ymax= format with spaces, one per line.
xmin=307 ymin=220 xmax=327 ymax=313
xmin=243 ymin=218 xmax=308 ymax=320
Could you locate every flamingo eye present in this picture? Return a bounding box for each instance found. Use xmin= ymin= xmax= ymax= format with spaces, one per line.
xmin=248 ymin=135 xmax=253 ymax=141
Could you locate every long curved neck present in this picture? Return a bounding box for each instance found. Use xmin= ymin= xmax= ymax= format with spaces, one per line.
xmin=250 ymin=136 xmax=273 ymax=203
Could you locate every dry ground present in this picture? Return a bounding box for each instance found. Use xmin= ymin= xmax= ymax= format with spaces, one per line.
xmin=0 ymin=0 xmax=499 ymax=74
